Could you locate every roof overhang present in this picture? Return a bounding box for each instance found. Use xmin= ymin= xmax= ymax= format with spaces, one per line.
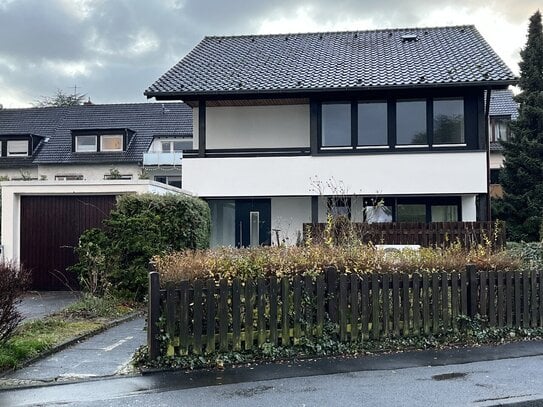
xmin=144 ymin=79 xmax=517 ymax=102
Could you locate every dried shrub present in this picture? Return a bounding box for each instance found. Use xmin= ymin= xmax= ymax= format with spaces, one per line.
xmin=154 ymin=242 xmax=521 ymax=284
xmin=0 ymin=262 xmax=29 ymax=344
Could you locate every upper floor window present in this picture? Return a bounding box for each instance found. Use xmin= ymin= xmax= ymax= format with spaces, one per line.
xmin=101 ymin=135 xmax=123 ymax=152
xmin=357 ymin=102 xmax=388 ymax=147
xmin=396 ymin=100 xmax=427 ymax=146
xmin=321 ymin=103 xmax=351 ymax=147
xmin=433 ymin=98 xmax=464 ymax=145
xmin=490 ymin=117 xmax=510 ymax=142
xmin=319 ymin=97 xmax=467 ymax=151
xmin=160 ymin=139 xmax=192 ymax=152
xmin=75 ymin=135 xmax=97 ymax=152
xmin=7 ymin=140 xmax=29 ymax=156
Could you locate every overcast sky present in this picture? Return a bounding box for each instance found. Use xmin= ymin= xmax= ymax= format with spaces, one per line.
xmin=0 ymin=0 xmax=538 ymax=108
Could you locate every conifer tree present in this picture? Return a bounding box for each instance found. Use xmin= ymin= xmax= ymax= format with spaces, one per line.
xmin=495 ymin=11 xmax=543 ymax=241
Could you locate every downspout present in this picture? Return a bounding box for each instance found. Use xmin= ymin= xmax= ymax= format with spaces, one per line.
xmin=485 ymin=88 xmax=491 ymax=222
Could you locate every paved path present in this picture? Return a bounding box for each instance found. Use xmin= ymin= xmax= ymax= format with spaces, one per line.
xmin=2 ymin=316 xmax=146 ymax=386
xmin=1 ymin=341 xmax=543 ymax=406
xmin=17 ymin=291 xmax=80 ymax=321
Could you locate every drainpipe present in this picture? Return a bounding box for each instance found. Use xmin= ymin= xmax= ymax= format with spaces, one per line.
xmin=485 ymin=88 xmax=491 ymax=222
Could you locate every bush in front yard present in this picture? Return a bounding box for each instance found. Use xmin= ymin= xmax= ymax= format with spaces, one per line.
xmin=0 ymin=262 xmax=28 ymax=344
xmin=154 ymin=242 xmax=520 ymax=284
xmin=72 ymin=193 xmax=210 ymax=300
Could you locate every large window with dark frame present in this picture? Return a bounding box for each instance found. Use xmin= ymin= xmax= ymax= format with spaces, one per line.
xmin=320 ymin=97 xmax=466 ymax=150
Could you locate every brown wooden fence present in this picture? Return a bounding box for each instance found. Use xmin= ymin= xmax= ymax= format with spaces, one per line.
xmin=303 ymin=221 xmax=505 ymax=248
xmin=148 ymin=265 xmax=542 ymax=360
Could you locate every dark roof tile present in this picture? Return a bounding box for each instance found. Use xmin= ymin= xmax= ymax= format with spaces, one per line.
xmin=146 ymin=26 xmax=516 ymax=96
xmin=0 ymin=103 xmax=192 ymax=165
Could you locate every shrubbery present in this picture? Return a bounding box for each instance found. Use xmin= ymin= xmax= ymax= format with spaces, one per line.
xmin=0 ymin=262 xmax=28 ymax=344
xmin=72 ymin=193 xmax=210 ymax=300
xmin=154 ymin=242 xmax=520 ymax=284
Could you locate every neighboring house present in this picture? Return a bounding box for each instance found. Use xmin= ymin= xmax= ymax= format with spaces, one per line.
xmin=0 ymin=103 xmax=192 ymax=187
xmin=488 ymin=89 xmax=518 ymax=198
xmin=145 ymin=25 xmax=516 ymax=247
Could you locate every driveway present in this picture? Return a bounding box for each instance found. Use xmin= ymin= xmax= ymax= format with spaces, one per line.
xmin=17 ymin=291 xmax=80 ymax=321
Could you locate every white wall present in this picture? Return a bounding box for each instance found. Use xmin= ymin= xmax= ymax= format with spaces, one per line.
xmin=0 ymin=168 xmax=39 ymax=180
xmin=183 ymin=152 xmax=488 ymax=197
xmin=271 ymin=197 xmax=311 ymax=245
xmin=37 ymin=164 xmax=141 ymax=181
xmin=0 ymin=180 xmax=187 ymax=265
xmin=194 ymin=105 xmax=310 ymax=149
xmin=489 ymin=152 xmax=504 ymax=169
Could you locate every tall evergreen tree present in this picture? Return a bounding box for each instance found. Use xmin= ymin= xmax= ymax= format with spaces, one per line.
xmin=495 ymin=11 xmax=543 ymax=241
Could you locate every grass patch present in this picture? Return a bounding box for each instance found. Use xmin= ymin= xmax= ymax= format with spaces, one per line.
xmin=0 ymin=294 xmax=141 ymax=373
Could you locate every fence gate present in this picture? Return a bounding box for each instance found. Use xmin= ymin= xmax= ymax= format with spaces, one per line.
xmin=20 ymin=195 xmax=117 ymax=290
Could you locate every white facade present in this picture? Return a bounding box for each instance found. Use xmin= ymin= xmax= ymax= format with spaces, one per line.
xmin=37 ymin=164 xmax=141 ymax=181
xmin=270 ymin=197 xmax=311 ymax=245
xmin=183 ymin=152 xmax=487 ymax=197
xmin=0 ymin=180 xmax=188 ymax=265
xmin=193 ymin=105 xmax=310 ymax=149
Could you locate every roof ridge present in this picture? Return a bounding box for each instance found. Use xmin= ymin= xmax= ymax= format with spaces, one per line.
xmin=0 ymin=102 xmax=185 ymax=113
xmin=203 ymin=25 xmax=476 ymax=40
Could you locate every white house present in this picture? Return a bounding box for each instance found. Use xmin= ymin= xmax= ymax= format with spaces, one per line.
xmin=145 ymin=26 xmax=516 ymax=247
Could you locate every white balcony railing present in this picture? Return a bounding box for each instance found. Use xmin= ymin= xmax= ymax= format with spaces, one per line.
xmin=143 ymin=151 xmax=183 ymax=166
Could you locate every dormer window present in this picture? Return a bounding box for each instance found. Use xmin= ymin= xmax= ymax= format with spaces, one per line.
xmin=72 ymin=129 xmax=132 ymax=153
xmin=75 ymin=135 xmax=98 ymax=152
xmin=101 ymin=135 xmax=123 ymax=152
xmin=7 ymin=140 xmax=29 ymax=156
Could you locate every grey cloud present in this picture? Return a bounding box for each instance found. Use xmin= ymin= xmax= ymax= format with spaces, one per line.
xmin=0 ymin=0 xmax=538 ymax=106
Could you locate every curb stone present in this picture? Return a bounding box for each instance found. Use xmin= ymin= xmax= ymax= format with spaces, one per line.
xmin=0 ymin=311 xmax=143 ymax=381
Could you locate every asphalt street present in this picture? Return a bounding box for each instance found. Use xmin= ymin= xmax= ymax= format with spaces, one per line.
xmin=2 ymin=340 xmax=543 ymax=406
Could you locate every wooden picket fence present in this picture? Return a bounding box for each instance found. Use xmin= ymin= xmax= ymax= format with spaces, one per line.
xmin=147 ymin=266 xmax=543 ymax=360
xmin=304 ymin=221 xmax=505 ymax=248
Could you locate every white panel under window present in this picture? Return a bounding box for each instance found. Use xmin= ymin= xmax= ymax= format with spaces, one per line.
xmin=7 ymin=140 xmax=28 ymax=156
xmin=101 ymin=135 xmax=123 ymax=151
xmin=75 ymin=135 xmax=97 ymax=152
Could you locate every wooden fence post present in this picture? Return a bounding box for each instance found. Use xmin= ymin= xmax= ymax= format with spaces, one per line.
xmin=467 ymin=264 xmax=478 ymax=318
xmin=148 ymin=265 xmax=160 ymax=361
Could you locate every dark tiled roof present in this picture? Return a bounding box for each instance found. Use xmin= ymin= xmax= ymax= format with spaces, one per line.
xmin=146 ymin=25 xmax=516 ymax=97
xmin=490 ymin=141 xmax=503 ymax=152
xmin=0 ymin=103 xmax=192 ymax=165
xmin=489 ymin=89 xmax=518 ymax=119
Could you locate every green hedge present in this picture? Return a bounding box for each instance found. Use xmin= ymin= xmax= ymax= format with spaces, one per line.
xmin=72 ymin=193 xmax=210 ymax=300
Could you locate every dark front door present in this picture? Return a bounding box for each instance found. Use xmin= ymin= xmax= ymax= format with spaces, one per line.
xmin=20 ymin=195 xmax=117 ymax=290
xmin=235 ymin=199 xmax=271 ymax=247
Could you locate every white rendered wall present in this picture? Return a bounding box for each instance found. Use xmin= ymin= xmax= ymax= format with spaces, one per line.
xmin=461 ymin=195 xmax=477 ymax=221
xmin=194 ymin=105 xmax=310 ymax=149
xmin=183 ymin=152 xmax=487 ymax=197
xmin=0 ymin=168 xmax=39 ymax=180
xmin=271 ymin=197 xmax=311 ymax=245
xmin=0 ymin=180 xmax=187 ymax=265
xmin=37 ymin=164 xmax=141 ymax=181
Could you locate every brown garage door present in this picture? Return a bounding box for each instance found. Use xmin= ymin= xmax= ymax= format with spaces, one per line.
xmin=20 ymin=195 xmax=117 ymax=290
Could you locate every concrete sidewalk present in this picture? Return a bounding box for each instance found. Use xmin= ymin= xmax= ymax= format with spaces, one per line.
xmin=17 ymin=291 xmax=80 ymax=321
xmin=1 ymin=316 xmax=146 ymax=387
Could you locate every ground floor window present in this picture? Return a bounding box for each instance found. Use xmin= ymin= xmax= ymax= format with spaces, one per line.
xmin=360 ymin=196 xmax=461 ymax=223
xmin=209 ymin=200 xmax=236 ymax=247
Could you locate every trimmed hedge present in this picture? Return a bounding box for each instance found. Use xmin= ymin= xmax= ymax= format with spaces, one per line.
xmin=72 ymin=193 xmax=210 ymax=300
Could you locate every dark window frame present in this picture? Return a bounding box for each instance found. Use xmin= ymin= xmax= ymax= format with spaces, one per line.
xmin=71 ymin=128 xmax=134 ymax=153
xmin=317 ymin=96 xmax=472 ymax=154
xmin=490 ymin=115 xmax=511 ymax=143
